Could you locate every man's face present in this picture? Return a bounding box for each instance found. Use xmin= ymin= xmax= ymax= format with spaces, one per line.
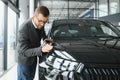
xmin=34 ymin=13 xmax=48 ymax=29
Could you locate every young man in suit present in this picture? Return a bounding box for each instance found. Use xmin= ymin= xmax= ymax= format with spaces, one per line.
xmin=17 ymin=6 xmax=53 ymax=80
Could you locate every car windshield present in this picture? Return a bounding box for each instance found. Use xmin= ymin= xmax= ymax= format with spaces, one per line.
xmin=51 ymin=20 xmax=119 ymax=39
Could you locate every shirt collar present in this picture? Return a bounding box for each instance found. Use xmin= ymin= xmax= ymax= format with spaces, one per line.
xmin=32 ymin=18 xmax=37 ymax=28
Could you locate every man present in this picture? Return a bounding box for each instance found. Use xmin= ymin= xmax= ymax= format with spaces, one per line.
xmin=16 ymin=6 xmax=53 ymax=80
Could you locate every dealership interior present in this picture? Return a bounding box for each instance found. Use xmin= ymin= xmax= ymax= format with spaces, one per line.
xmin=0 ymin=0 xmax=120 ymax=80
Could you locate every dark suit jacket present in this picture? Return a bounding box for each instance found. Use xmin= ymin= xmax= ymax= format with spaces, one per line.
xmin=16 ymin=18 xmax=46 ymax=65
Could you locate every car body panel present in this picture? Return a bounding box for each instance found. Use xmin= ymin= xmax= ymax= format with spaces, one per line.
xmin=39 ymin=19 xmax=120 ymax=80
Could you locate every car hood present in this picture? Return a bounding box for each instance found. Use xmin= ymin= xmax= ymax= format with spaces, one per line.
xmin=54 ymin=39 xmax=120 ymax=65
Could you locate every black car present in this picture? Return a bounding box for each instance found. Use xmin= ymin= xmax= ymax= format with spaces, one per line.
xmin=39 ymin=19 xmax=120 ymax=80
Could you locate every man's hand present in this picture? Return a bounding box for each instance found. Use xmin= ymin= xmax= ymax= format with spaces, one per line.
xmin=41 ymin=44 xmax=53 ymax=53
xmin=41 ymin=38 xmax=53 ymax=53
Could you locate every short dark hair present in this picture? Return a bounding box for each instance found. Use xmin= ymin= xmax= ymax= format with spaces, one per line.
xmin=34 ymin=6 xmax=50 ymax=17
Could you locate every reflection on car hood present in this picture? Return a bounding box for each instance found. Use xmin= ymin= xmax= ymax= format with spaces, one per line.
xmin=54 ymin=39 xmax=120 ymax=65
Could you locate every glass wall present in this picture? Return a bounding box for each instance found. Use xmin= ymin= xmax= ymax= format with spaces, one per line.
xmin=98 ymin=0 xmax=120 ymax=17
xmin=0 ymin=1 xmax=5 ymax=75
xmin=109 ymin=0 xmax=120 ymax=14
xmin=7 ymin=7 xmax=17 ymax=69
xmin=10 ymin=0 xmax=17 ymax=3
xmin=98 ymin=0 xmax=108 ymax=17
xmin=0 ymin=0 xmax=19 ymax=76
xmin=9 ymin=0 xmax=18 ymax=7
